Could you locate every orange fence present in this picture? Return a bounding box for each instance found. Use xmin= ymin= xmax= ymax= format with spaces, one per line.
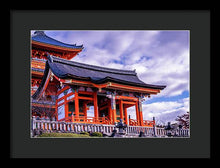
xmin=128 ymin=119 xmax=139 ymax=126
xmin=143 ymin=120 xmax=155 ymax=127
xmin=129 ymin=118 xmax=155 ymax=127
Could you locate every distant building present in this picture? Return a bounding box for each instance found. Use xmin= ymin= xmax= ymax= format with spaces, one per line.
xmin=31 ymin=31 xmax=83 ymax=118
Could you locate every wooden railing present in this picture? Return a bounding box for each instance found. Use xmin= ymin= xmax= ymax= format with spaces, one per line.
xmin=143 ymin=120 xmax=155 ymax=127
xmin=129 ymin=119 xmax=155 ymax=127
xmin=128 ymin=119 xmax=139 ymax=126
xmin=59 ymin=116 xmax=111 ymax=125
xmin=31 ymin=118 xmax=190 ymax=137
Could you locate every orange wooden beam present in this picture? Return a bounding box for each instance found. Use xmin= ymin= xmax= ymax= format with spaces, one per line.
xmin=123 ymin=104 xmax=135 ymax=108
xmin=110 ymin=95 xmax=116 ymax=124
xmin=75 ymin=89 xmax=79 ymax=118
xmin=65 ymin=98 xmax=68 ymax=119
xmin=135 ymin=102 xmax=140 ymax=126
xmin=119 ymin=100 xmax=124 ymax=122
xmin=108 ymin=83 xmax=160 ymax=94
xmin=93 ymin=91 xmax=98 ymax=119
xmin=138 ymin=98 xmax=144 ymax=126
xmin=139 ymin=111 xmax=144 ymax=126
xmin=78 ymin=96 xmax=94 ymax=101
xmin=78 ymin=91 xmax=93 ymax=95
xmin=83 ymin=102 xmax=87 ymax=117
xmin=121 ymin=100 xmax=136 ymax=105
xmin=115 ymin=95 xmax=138 ymax=101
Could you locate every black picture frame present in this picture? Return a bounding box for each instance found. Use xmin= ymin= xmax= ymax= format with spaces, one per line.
xmin=10 ymin=10 xmax=212 ymax=158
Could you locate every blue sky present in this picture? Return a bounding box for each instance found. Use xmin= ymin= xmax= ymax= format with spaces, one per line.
xmin=32 ymin=30 xmax=190 ymax=125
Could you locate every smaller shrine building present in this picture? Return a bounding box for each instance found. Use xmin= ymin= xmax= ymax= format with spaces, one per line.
xmin=32 ymin=55 xmax=166 ymax=127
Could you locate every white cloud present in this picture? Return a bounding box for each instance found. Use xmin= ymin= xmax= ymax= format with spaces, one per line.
xmin=143 ymin=97 xmax=189 ymax=124
xmin=43 ymin=31 xmax=189 ymax=98
xmin=38 ymin=30 xmax=190 ymax=123
xmin=131 ymin=41 xmax=189 ymax=98
xmin=127 ymin=97 xmax=189 ymax=125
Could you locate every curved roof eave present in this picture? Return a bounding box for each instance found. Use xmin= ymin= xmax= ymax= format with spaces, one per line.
xmin=47 ymin=55 xmax=166 ymax=90
xmin=31 ymin=31 xmax=83 ymax=50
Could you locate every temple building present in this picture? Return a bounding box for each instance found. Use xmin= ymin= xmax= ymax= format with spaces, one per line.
xmin=31 ymin=31 xmax=166 ymax=127
xmin=31 ymin=31 xmax=83 ymax=95
xmin=31 ymin=31 xmax=83 ymax=118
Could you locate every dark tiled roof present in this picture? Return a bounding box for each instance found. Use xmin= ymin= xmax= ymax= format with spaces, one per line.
xmin=32 ymin=31 xmax=83 ymax=49
xmin=47 ymin=55 xmax=166 ymax=90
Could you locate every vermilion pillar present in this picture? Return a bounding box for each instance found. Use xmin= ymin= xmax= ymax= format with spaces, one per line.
xmin=65 ymin=99 xmax=68 ymax=120
xmin=124 ymin=107 xmax=128 ymax=125
xmin=138 ymin=98 xmax=144 ymax=126
xmin=135 ymin=102 xmax=140 ymax=125
xmin=108 ymin=101 xmax=112 ymax=123
xmin=83 ymin=102 xmax=87 ymax=119
xmin=74 ymin=89 xmax=79 ymax=120
xmin=139 ymin=112 xmax=144 ymax=126
xmin=93 ymin=91 xmax=98 ymax=119
xmin=119 ymin=100 xmax=124 ymax=121
xmin=111 ymin=94 xmax=116 ymax=124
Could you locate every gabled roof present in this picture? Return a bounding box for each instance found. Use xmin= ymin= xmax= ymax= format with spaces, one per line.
xmin=32 ymin=31 xmax=83 ymax=50
xmin=49 ymin=55 xmax=166 ymax=89
xmin=32 ymin=55 xmax=166 ymax=99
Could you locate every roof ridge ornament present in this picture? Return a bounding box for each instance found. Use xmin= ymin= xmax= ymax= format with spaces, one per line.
xmin=33 ymin=30 xmax=46 ymax=36
xmin=47 ymin=53 xmax=53 ymax=62
xmin=133 ymin=69 xmax=137 ymax=75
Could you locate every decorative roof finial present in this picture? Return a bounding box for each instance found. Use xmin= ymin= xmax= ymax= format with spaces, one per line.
xmin=33 ymin=30 xmax=45 ymax=36
xmin=46 ymin=52 xmax=53 ymax=63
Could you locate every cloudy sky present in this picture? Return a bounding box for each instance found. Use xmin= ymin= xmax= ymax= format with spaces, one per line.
xmin=32 ymin=30 xmax=190 ymax=125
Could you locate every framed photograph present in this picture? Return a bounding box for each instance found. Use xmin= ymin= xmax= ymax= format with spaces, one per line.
xmin=30 ymin=30 xmax=190 ymax=139
xmin=10 ymin=10 xmax=211 ymax=158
